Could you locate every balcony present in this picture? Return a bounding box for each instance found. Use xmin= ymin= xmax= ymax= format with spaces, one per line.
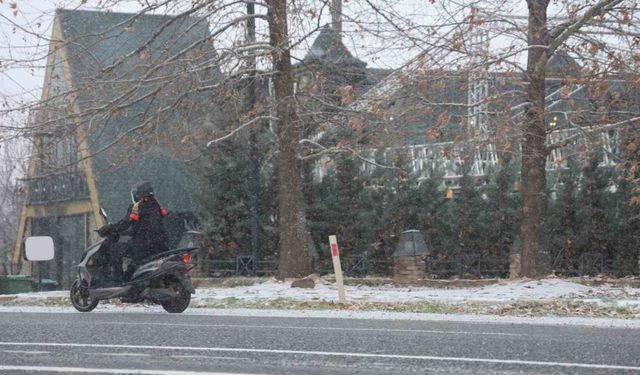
xmin=24 ymin=172 xmax=89 ymax=204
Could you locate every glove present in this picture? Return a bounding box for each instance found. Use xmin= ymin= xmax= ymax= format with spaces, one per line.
xmin=96 ymin=225 xmax=113 ymax=238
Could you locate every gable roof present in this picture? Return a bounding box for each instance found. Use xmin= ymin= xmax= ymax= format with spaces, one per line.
xmin=54 ymin=9 xmax=225 ymax=218
xmin=299 ymin=25 xmax=366 ymax=68
xmin=56 ymin=9 xmax=216 ymax=85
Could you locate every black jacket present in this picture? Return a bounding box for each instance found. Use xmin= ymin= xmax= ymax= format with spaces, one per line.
xmin=111 ymin=195 xmax=169 ymax=260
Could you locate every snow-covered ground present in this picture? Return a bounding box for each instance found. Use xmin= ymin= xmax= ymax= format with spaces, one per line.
xmin=194 ymin=278 xmax=608 ymax=303
xmin=2 ymin=277 xmax=639 ymax=307
xmin=1 ymin=278 xmax=639 ymax=325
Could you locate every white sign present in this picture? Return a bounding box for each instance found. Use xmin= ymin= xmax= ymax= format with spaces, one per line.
xmin=24 ymin=236 xmax=55 ymax=261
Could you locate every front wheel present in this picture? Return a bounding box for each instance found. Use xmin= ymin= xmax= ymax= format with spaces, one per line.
xmin=70 ymin=279 xmax=99 ymax=312
xmin=160 ymin=281 xmax=191 ymax=313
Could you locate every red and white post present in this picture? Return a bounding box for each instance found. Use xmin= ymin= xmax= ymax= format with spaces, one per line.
xmin=328 ymin=235 xmax=346 ymax=304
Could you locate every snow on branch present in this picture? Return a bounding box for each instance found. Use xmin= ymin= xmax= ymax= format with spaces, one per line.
xmin=546 ymin=116 xmax=640 ymax=153
xmin=299 ymin=138 xmax=400 ymax=170
xmin=548 ymin=0 xmax=625 ymax=55
xmin=207 ymin=116 xmax=277 ymax=147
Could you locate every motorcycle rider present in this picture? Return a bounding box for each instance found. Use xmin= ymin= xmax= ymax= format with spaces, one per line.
xmin=97 ymin=181 xmax=169 ymax=282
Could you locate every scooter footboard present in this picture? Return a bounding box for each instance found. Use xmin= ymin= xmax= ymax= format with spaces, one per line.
xmin=89 ymin=285 xmax=133 ymax=300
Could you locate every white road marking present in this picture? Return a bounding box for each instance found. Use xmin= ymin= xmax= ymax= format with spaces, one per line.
xmin=2 ymin=350 xmax=50 ymax=355
xmin=100 ymin=321 xmax=520 ymax=337
xmin=0 ymin=366 xmax=261 ymax=374
xmin=90 ymin=352 xmax=152 ymax=357
xmin=0 ymin=342 xmax=638 ymax=371
xmin=171 ymin=354 xmax=248 ymax=360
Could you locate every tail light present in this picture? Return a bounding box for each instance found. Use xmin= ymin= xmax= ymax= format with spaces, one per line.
xmin=182 ymin=253 xmax=192 ymax=265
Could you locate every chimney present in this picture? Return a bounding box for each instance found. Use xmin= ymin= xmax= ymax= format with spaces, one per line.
xmin=331 ymin=0 xmax=342 ymax=35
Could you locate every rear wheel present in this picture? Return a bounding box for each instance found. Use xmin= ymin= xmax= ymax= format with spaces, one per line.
xmin=160 ymin=280 xmax=190 ymax=313
xmin=70 ymin=279 xmax=99 ymax=312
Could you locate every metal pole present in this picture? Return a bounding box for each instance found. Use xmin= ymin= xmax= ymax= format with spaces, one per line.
xmin=331 ymin=0 xmax=342 ymax=35
xmin=246 ymin=1 xmax=260 ymax=274
xmin=38 ymin=262 xmax=42 ymax=291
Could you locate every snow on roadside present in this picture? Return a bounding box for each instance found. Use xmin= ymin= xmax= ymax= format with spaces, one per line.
xmin=192 ymin=278 xmax=620 ymax=304
xmin=1 ymin=278 xmax=638 ymax=309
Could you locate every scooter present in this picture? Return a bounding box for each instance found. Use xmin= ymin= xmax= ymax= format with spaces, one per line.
xmin=69 ymin=208 xmax=199 ymax=313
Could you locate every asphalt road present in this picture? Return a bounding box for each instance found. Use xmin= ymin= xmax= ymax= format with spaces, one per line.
xmin=0 ymin=310 xmax=639 ymax=374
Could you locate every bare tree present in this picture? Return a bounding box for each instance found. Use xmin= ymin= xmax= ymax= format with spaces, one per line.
xmin=0 ymin=139 xmax=27 ymax=274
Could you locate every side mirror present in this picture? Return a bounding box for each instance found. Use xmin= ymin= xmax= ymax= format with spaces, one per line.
xmin=24 ymin=236 xmax=55 ymax=261
xmin=100 ymin=207 xmax=108 ymax=220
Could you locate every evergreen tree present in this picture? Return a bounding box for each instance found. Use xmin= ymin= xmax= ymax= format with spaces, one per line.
xmin=195 ymin=134 xmax=277 ymax=265
xmin=609 ymin=177 xmax=640 ymax=275
xmin=384 ymin=151 xmax=420 ymax=241
xmin=307 ymin=154 xmax=382 ymax=273
xmin=484 ymin=160 xmax=519 ymax=277
xmin=334 ymin=155 xmax=365 ymax=257
xmin=610 ymin=126 xmax=640 ymax=275
xmin=414 ymin=168 xmax=455 ymax=277
xmin=307 ymin=168 xmax=339 ymax=256
xmin=361 ymin=150 xmax=416 ymax=272
xmin=575 ymin=152 xmax=610 ymax=275
xmin=416 ymin=170 xmax=450 ymax=253
xmin=259 ymin=159 xmax=279 ymax=259
xmin=197 ymin=141 xmax=251 ymax=259
xmin=547 ymin=160 xmax=580 ymax=274
xmin=452 ymin=160 xmax=488 ymax=277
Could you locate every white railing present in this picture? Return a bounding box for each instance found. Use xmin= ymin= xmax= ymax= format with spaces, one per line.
xmin=313 ymin=128 xmax=619 ymax=181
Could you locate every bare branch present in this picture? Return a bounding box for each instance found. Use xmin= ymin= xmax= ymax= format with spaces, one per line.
xmin=207 ymin=115 xmax=277 ymax=147
xmin=548 ymin=0 xmax=624 ymax=55
xmin=300 ymin=138 xmax=400 ymax=170
xmin=546 ymin=116 xmax=640 ymax=153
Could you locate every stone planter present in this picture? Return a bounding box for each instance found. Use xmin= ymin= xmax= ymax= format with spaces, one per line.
xmin=392 ymin=230 xmax=430 ymax=283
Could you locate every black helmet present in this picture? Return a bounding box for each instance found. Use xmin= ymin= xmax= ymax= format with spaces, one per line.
xmin=133 ymin=181 xmax=154 ymax=202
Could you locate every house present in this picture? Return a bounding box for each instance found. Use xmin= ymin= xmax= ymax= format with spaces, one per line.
xmin=293 ymin=25 xmax=389 ymax=98
xmin=291 ymin=24 xmax=392 ymax=181
xmin=12 ymin=9 xmax=227 ymax=288
xmin=313 ymin=49 xmax=638 ymax=181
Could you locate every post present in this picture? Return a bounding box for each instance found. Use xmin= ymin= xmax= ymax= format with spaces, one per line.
xmin=328 ymin=235 xmax=346 ymax=304
xmin=38 ymin=262 xmax=42 ymax=291
xmin=331 ymin=0 xmax=342 ymax=35
xmin=246 ymin=0 xmax=260 ymax=275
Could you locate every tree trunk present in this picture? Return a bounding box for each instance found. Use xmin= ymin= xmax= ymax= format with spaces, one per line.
xmin=519 ymin=0 xmax=550 ymax=278
xmin=267 ymin=0 xmax=314 ymax=277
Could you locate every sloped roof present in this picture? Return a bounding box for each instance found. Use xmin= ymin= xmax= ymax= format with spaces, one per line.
xmin=546 ymin=51 xmax=581 ymax=77
xmin=55 ymin=9 xmax=225 ymax=218
xmin=299 ymin=25 xmax=366 ymax=68
xmin=57 ymin=9 xmax=217 ymax=86
xmin=344 ymin=49 xmax=636 ymax=147
xmin=353 ymin=49 xmax=584 ymax=113
xmin=392 ymin=230 xmax=430 ymax=257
